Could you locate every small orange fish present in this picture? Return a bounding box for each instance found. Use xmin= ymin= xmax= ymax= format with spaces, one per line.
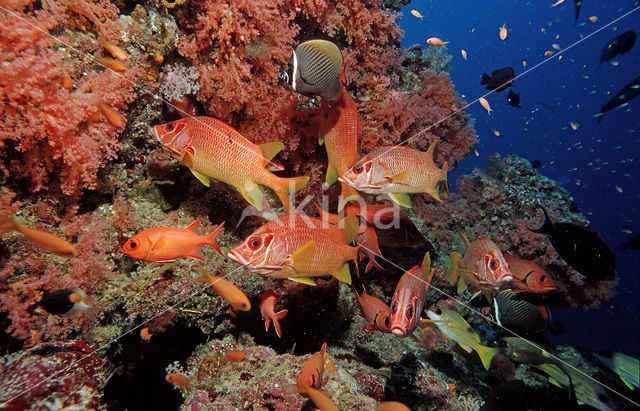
xmin=259 ymin=290 xmax=288 ymax=337
xmin=410 ymin=9 xmax=424 ymax=19
xmin=102 ymin=41 xmax=127 ymax=61
xmin=153 ymin=116 xmax=309 ymax=213
xmin=165 ymin=372 xmax=189 ymax=387
xmin=353 ymin=286 xmax=391 ymax=333
xmin=478 ymin=97 xmax=492 ymax=114
xmin=297 ymin=342 xmax=330 ymax=395
xmin=228 ymin=214 xmax=360 ymax=285
xmin=97 ymin=57 xmax=126 ymax=72
xmin=461 ymin=49 xmax=468 ymax=60
xmin=122 ymin=220 xmax=224 ymax=262
xmin=389 ymin=253 xmax=434 ymax=337
xmin=225 ymin=350 xmax=246 ymax=362
xmin=0 ymin=215 xmax=76 ymax=257
xmin=504 ymin=254 xmax=557 ymax=294
xmin=499 ymin=24 xmax=508 ymax=40
xmin=297 ymin=382 xmax=339 ymax=411
xmin=140 ymin=327 xmax=153 ymax=341
xmin=97 ymin=103 xmax=124 ymax=129
xmin=377 ymin=401 xmax=410 ymax=411
xmin=62 ymin=77 xmax=73 ymax=90
xmin=427 ymin=37 xmax=449 ymax=47
xmin=152 ymin=53 xmax=164 ymax=63
xmin=192 ymin=264 xmax=251 ymax=311
xmin=589 ymin=16 xmax=598 ymax=22
xmin=545 ymin=50 xmax=554 ymax=56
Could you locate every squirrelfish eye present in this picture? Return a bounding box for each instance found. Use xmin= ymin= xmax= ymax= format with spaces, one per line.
xmin=167 ymin=123 xmax=175 ymax=131
xmin=489 ymin=259 xmax=498 ymax=270
xmin=539 ymin=275 xmax=546 ymax=283
xmin=391 ymin=304 xmax=397 ymax=314
xmin=353 ymin=164 xmax=363 ymax=174
xmin=406 ymin=306 xmax=413 ymax=319
xmin=249 ymin=237 xmax=262 ymax=250
xmin=129 ymin=241 xmax=137 ymax=249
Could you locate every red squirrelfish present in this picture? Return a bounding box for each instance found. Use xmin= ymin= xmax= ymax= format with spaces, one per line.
xmin=318 ymin=87 xmax=360 ymax=210
xmin=259 ymin=290 xmax=288 ymax=337
xmin=338 ymin=141 xmax=448 ymax=208
xmin=192 ymin=264 xmax=251 ymax=311
xmin=446 ymin=233 xmax=513 ymax=299
xmin=297 ymin=342 xmax=330 ymax=395
xmin=122 ymin=220 xmax=224 ymax=262
xmin=504 ymin=254 xmax=557 ymax=294
xmin=389 ymin=253 xmax=434 ymax=337
xmin=153 ymin=116 xmax=309 ymax=213
xmin=297 ymin=382 xmax=340 ymax=411
xmin=0 ymin=215 xmax=76 ymax=257
xmin=353 ymin=286 xmax=391 ymax=333
xmin=227 ymin=214 xmax=360 ymax=285
xmin=315 ymin=202 xmax=433 ymax=272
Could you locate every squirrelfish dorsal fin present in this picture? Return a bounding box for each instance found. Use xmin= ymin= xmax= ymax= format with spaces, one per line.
xmin=425 ymin=140 xmax=438 ymax=161
xmin=421 ymin=252 xmax=431 ymax=275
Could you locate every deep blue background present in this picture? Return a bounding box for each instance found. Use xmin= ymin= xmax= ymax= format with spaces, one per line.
xmin=398 ymin=1 xmax=640 ymax=357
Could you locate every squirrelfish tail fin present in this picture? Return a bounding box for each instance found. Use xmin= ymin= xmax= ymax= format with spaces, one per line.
xmin=274 ymin=175 xmax=309 ymax=213
xmin=205 ymin=222 xmax=225 ymax=255
xmin=446 ymin=252 xmax=461 ymax=285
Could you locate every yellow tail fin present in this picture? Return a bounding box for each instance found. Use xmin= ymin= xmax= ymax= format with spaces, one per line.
xmin=275 ymin=176 xmax=309 ymax=213
xmin=476 ymin=344 xmax=499 ymax=371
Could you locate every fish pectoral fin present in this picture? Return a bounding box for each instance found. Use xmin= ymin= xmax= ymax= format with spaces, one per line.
xmin=331 ymin=263 xmax=352 ymax=285
xmin=389 ymin=170 xmax=410 ymax=184
xmin=238 ymin=183 xmax=265 ymax=211
xmin=457 ymin=276 xmax=468 ymax=295
xmin=324 ymin=164 xmax=338 ymax=187
xmin=388 ymin=193 xmax=412 ymax=208
xmin=338 ymin=215 xmax=359 ymax=244
xmin=318 ymin=136 xmax=324 ymax=146
xmin=291 ymin=240 xmax=315 ymax=271
xmin=258 ymin=142 xmax=284 ymax=162
xmin=288 ymin=277 xmax=316 ymax=286
xmin=190 ymin=169 xmax=211 ymax=187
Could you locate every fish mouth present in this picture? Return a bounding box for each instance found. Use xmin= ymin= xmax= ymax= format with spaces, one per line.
xmin=151 ymin=126 xmax=161 ymax=143
xmin=227 ymin=250 xmax=249 ymax=266
xmin=391 ymin=326 xmax=406 ymax=337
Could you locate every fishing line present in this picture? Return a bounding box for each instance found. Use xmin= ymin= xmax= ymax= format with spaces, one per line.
xmin=0 ymin=258 xmax=252 ymax=407
xmin=353 ymin=240 xmax=640 ymax=408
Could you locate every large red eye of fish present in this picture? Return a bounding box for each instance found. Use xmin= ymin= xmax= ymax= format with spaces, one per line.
xmin=353 ymin=164 xmax=363 ymax=174
xmin=126 ymin=240 xmax=137 ymax=249
xmin=538 ymin=275 xmax=547 ymax=283
xmin=489 ymin=259 xmax=498 ymax=270
xmin=406 ymin=306 xmax=413 ymax=319
xmin=167 ymin=123 xmax=175 ymax=131
xmin=248 ymin=237 xmax=262 ymax=250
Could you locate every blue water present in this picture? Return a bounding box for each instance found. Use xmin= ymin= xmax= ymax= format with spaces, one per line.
xmin=399 ymin=1 xmax=640 ymax=357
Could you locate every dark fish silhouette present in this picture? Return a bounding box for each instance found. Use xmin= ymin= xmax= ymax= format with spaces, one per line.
xmin=530 ymin=159 xmax=541 ymax=168
xmin=530 ymin=207 xmax=616 ymax=280
xmin=597 ymin=76 xmax=640 ymax=123
xmin=481 ymin=66 xmax=515 ymax=92
xmin=507 ymin=90 xmax=521 ymax=107
xmin=599 ymin=30 xmax=637 ymax=67
xmin=573 ymin=0 xmax=582 ymax=25
xmin=621 ymin=233 xmax=640 ymax=250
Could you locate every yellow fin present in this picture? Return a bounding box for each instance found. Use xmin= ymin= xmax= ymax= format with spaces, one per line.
xmin=331 ymin=263 xmax=352 ymax=285
xmin=458 ymin=343 xmax=474 ymax=353
xmin=291 ymin=240 xmax=315 ymax=271
xmin=459 ymin=231 xmax=471 ymax=248
xmin=238 ymin=183 xmax=264 ymax=210
xmin=390 ymin=170 xmax=410 ymax=184
xmin=388 ymin=193 xmax=412 ymax=208
xmin=289 ymin=277 xmax=316 ymax=286
xmin=425 ymin=140 xmax=438 ymax=160
xmin=258 ymin=142 xmax=284 ymax=162
xmin=457 ymin=275 xmax=468 ymax=295
xmin=338 ymin=184 xmax=359 ymax=212
xmin=275 ymin=176 xmax=309 ymax=213
xmin=421 ymin=252 xmax=431 ymax=274
xmin=190 ymin=169 xmax=211 ymax=187
xmin=325 ymin=164 xmax=338 ymax=187
xmin=446 ymin=252 xmax=460 ymax=285
xmin=476 ymin=345 xmax=499 ymax=371
xmin=338 ymin=215 xmax=359 ymax=244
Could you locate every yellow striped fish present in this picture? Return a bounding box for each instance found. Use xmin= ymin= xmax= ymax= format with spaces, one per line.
xmin=594 ymin=352 xmax=639 ymax=391
xmin=535 ymin=364 xmax=615 ymax=410
xmin=425 ymin=307 xmax=498 ymax=370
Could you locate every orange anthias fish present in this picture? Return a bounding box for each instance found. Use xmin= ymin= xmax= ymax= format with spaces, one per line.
xmin=102 ymin=41 xmax=128 ymax=61
xmin=446 ymin=233 xmax=513 ymax=299
xmin=192 ymin=264 xmax=251 ymax=311
xmin=225 ymin=350 xmax=246 ymax=362
xmin=227 ymin=214 xmax=360 ymax=285
xmin=338 ymin=141 xmax=448 ymax=208
xmin=353 ymin=286 xmax=391 ymax=333
xmin=504 ymin=254 xmax=557 ymax=294
xmin=389 ymin=253 xmax=434 ymax=337
xmin=297 ymin=342 xmax=331 ymax=395
xmin=165 ymin=372 xmax=189 ymax=387
xmin=0 ymin=215 xmax=76 ymax=257
xmin=499 ymin=24 xmax=508 ymax=40
xmin=259 ymin=290 xmax=288 ymax=337
xmin=153 ymin=116 xmax=309 ymax=213
xmin=122 ymin=220 xmax=224 ymax=262
xmin=427 ymin=37 xmax=449 ymax=47
xmin=318 ymin=87 xmax=360 ymax=211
